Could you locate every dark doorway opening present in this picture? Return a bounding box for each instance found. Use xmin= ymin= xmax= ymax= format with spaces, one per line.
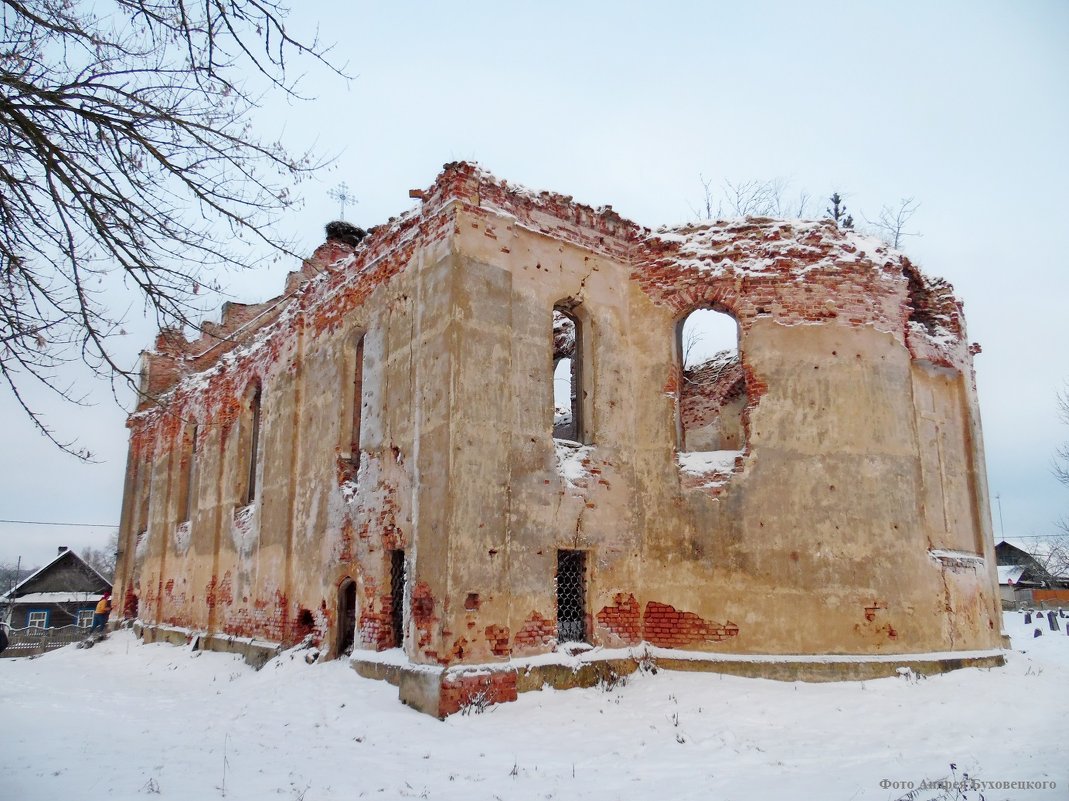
xmin=337 ymin=578 xmax=356 ymax=656
xmin=556 ymin=550 xmax=587 ymax=643
xmin=390 ymin=549 xmax=406 ymax=648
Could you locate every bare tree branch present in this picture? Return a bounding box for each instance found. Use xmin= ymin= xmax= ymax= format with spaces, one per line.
xmin=691 ymin=176 xmax=812 ymax=221
xmin=0 ymin=0 xmax=347 ymax=456
xmin=866 ymin=197 xmax=921 ymax=249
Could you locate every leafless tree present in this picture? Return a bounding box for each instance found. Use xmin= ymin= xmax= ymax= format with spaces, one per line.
xmin=867 ymin=197 xmax=921 ymax=249
xmin=682 ymin=326 xmax=704 ymax=371
xmin=0 ymin=559 xmax=38 ymax=593
xmin=80 ymin=530 xmax=119 ymax=580
xmin=0 ymin=0 xmax=345 ymax=456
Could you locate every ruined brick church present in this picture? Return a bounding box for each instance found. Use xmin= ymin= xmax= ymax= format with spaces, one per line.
xmin=113 ymin=163 xmax=1004 ymax=716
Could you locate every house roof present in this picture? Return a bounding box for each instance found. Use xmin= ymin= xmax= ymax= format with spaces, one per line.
xmin=7 ymin=592 xmax=106 ymax=605
xmin=2 ymin=548 xmax=110 ymax=600
xmin=997 ymin=565 xmax=1026 ymax=585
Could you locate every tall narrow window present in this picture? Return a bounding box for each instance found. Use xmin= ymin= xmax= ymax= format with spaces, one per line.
xmin=350 ymin=335 xmax=365 ymax=458
xmin=556 ymin=550 xmax=587 ymax=643
xmin=389 ymin=549 xmax=406 ymax=648
xmin=177 ymin=424 xmax=198 ymax=524
xmin=246 ymin=384 xmax=262 ymax=505
xmin=677 ymin=308 xmax=746 ymax=453
xmin=552 ymin=304 xmax=588 ymax=443
xmin=136 ymin=458 xmax=151 ymax=540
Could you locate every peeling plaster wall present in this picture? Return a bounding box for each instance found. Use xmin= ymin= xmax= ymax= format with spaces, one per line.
xmin=113 ymin=163 xmax=1002 ymax=671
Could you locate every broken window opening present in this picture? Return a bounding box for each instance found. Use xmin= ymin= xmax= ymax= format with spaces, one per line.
xmin=245 ymin=383 xmax=262 ymax=505
xmin=677 ymin=308 xmax=746 ymax=453
xmin=389 ymin=549 xmax=406 ymax=649
xmin=552 ymin=305 xmax=588 ymax=443
xmin=556 ymin=550 xmax=587 ymax=643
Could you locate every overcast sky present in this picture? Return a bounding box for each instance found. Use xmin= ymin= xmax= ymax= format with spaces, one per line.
xmin=2 ymin=1 xmax=1067 ymax=569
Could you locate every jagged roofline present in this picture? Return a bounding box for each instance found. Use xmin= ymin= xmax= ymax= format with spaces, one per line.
xmin=135 ymin=162 xmax=963 ymax=411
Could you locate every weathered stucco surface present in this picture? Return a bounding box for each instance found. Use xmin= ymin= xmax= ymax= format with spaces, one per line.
xmin=114 ymin=163 xmax=1003 ymax=711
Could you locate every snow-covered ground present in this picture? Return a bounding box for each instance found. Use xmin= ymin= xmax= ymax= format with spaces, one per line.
xmin=2 ymin=612 xmax=1065 ymax=801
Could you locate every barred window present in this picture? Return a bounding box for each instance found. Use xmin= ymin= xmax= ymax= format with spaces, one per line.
xmin=390 ymin=549 xmax=406 ymax=648
xmin=556 ymin=550 xmax=587 ymax=643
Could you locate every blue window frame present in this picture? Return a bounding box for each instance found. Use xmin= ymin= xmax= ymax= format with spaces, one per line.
xmin=26 ymin=608 xmax=49 ymax=630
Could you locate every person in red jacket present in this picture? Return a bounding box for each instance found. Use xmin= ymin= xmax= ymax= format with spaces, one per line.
xmin=90 ymin=591 xmax=112 ymax=635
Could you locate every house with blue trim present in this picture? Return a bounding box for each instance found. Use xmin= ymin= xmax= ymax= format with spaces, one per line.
xmin=1 ymin=546 xmax=111 ymax=655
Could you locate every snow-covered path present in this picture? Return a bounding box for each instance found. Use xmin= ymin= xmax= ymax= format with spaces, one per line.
xmin=1 ymin=612 xmax=1065 ymax=800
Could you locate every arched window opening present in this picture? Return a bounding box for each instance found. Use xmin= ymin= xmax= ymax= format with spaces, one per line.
xmin=552 ymin=305 xmax=588 ymax=443
xmin=245 ymin=383 xmax=262 ymax=505
xmin=677 ymin=309 xmax=747 ymax=454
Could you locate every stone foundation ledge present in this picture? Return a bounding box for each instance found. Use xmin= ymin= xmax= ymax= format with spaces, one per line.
xmin=134 ymin=621 xmax=282 ymax=668
xmin=349 ymin=645 xmax=1007 ymax=718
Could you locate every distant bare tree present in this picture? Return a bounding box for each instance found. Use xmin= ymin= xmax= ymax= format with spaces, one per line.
xmin=1038 ymin=538 xmax=1069 ymax=579
xmin=693 ymin=176 xmax=811 ymax=220
xmin=0 ymin=0 xmax=345 ymax=457
xmin=0 ymin=560 xmax=38 ymax=594
xmin=682 ymin=326 xmax=704 ymax=370
xmin=1055 ymin=385 xmax=1069 ymax=536
xmin=80 ymin=531 xmax=119 ymax=581
xmin=868 ymin=197 xmax=921 ymax=249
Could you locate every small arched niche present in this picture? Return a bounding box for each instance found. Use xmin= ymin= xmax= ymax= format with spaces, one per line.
xmin=336 ymin=578 xmax=356 ymax=656
xmin=677 ymin=308 xmax=747 ymax=455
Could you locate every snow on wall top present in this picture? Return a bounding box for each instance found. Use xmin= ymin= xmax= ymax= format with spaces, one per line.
xmin=633 ymin=216 xmax=970 ymax=370
xmin=645 ymin=217 xmax=902 ymax=282
xmin=133 ymin=162 xmax=974 ymax=436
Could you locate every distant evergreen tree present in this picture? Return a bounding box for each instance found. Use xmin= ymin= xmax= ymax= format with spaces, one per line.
xmin=826 ymin=192 xmax=854 ymax=229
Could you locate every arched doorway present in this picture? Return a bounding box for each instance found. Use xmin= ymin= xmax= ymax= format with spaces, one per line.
xmin=337 ymin=578 xmax=356 ymax=656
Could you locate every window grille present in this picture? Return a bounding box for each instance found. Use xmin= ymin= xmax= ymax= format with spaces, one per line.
xmin=556 ymin=550 xmax=587 ymax=643
xmin=390 ymin=549 xmax=406 ymax=648
xmin=77 ymin=610 xmax=93 ymax=629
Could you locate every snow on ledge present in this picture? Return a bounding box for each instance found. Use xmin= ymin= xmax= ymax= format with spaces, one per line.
xmin=349 ymin=647 xmax=445 ymax=674
xmin=554 ymin=439 xmax=594 ymax=487
xmin=677 ymin=449 xmax=744 ymax=491
xmin=678 ymin=450 xmax=742 ymax=475
xmin=376 ymin=642 xmax=1009 ymax=678
xmin=928 ymin=549 xmax=985 ymax=568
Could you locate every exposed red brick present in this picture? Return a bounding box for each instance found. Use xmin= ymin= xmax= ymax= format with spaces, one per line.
xmin=484 ymin=624 xmax=511 ymax=657
xmin=596 ymin=593 xmax=641 ymax=645
xmin=642 ymin=601 xmax=739 ymax=648
xmin=513 ymin=610 xmax=556 ymax=651
xmin=438 ymin=671 xmax=518 ymax=717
